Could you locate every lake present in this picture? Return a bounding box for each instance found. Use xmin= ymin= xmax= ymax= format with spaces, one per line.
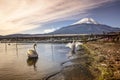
xmin=0 ymin=43 xmax=70 ymax=80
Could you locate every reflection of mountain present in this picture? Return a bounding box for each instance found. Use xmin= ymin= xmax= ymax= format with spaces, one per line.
xmin=50 ymin=18 xmax=120 ymax=34
xmin=27 ymin=57 xmax=38 ymax=71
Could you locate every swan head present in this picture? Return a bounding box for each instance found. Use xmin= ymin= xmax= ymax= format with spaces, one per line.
xmin=33 ymin=43 xmax=37 ymax=46
xmin=33 ymin=43 xmax=37 ymax=47
xmin=33 ymin=43 xmax=37 ymax=50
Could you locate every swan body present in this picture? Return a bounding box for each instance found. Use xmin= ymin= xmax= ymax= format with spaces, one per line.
xmin=66 ymin=41 xmax=83 ymax=58
xmin=75 ymin=42 xmax=83 ymax=51
xmin=27 ymin=43 xmax=38 ymax=58
xmin=66 ymin=41 xmax=83 ymax=51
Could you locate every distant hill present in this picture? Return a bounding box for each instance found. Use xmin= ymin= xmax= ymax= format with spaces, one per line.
xmin=5 ymin=34 xmax=32 ymax=37
xmin=49 ymin=18 xmax=120 ymax=34
xmin=4 ymin=34 xmax=44 ymax=37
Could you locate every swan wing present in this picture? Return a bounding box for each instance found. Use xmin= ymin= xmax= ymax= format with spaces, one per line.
xmin=66 ymin=43 xmax=72 ymax=48
xmin=27 ymin=50 xmax=35 ymax=54
xmin=75 ymin=42 xmax=83 ymax=47
xmin=27 ymin=50 xmax=38 ymax=57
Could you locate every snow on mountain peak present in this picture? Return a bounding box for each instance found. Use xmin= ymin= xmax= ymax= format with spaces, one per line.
xmin=73 ymin=18 xmax=98 ymax=25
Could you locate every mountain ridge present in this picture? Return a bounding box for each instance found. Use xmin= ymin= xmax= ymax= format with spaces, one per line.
xmin=49 ymin=23 xmax=120 ymax=35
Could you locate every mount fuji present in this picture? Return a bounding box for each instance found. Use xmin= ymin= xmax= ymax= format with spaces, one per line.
xmin=49 ymin=18 xmax=120 ymax=34
xmin=73 ymin=18 xmax=98 ymax=25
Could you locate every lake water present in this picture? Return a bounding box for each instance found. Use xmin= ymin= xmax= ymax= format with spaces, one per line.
xmin=0 ymin=43 xmax=70 ymax=80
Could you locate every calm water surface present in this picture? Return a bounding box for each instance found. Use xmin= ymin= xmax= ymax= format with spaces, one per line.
xmin=0 ymin=43 xmax=70 ymax=80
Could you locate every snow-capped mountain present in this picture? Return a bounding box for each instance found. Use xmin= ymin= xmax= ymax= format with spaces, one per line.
xmin=73 ymin=18 xmax=98 ymax=25
xmin=49 ymin=18 xmax=120 ymax=34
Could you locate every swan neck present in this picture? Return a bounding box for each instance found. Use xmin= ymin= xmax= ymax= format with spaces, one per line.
xmin=33 ymin=46 xmax=36 ymax=51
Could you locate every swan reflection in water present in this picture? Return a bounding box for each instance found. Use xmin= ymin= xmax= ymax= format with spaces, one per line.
xmin=27 ymin=57 xmax=38 ymax=71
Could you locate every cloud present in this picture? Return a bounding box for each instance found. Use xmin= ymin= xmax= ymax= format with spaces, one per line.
xmin=0 ymin=0 xmax=114 ymax=35
xmin=43 ymin=28 xmax=56 ymax=33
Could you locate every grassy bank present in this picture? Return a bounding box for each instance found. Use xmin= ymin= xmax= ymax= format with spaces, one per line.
xmin=83 ymin=42 xmax=120 ymax=80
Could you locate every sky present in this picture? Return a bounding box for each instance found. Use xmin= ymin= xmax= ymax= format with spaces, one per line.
xmin=0 ymin=0 xmax=120 ymax=35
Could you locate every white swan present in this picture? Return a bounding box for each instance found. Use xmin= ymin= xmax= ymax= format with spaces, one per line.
xmin=27 ymin=43 xmax=38 ymax=58
xmin=66 ymin=41 xmax=83 ymax=58
xmin=75 ymin=41 xmax=83 ymax=51
xmin=66 ymin=41 xmax=83 ymax=51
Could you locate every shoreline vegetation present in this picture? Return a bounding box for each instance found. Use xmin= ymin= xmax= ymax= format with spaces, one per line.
xmin=84 ymin=41 xmax=120 ymax=80
xmin=42 ymin=41 xmax=120 ymax=80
